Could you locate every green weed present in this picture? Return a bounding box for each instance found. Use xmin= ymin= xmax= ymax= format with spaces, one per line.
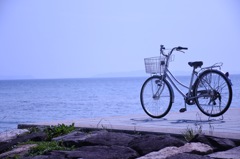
xmin=27 ymin=141 xmax=74 ymax=156
xmin=182 ymin=125 xmax=203 ymax=142
xmin=44 ymin=123 xmax=75 ymax=141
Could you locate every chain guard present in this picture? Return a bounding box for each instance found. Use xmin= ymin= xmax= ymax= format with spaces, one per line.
xmin=185 ymin=92 xmax=195 ymax=105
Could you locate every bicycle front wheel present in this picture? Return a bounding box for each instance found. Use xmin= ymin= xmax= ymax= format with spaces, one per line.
xmin=194 ymin=70 xmax=232 ymax=117
xmin=140 ymin=76 xmax=173 ymax=118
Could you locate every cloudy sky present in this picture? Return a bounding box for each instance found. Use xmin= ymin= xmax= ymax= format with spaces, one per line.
xmin=0 ymin=0 xmax=239 ymax=79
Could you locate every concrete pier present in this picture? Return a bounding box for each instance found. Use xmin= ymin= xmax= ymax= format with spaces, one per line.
xmin=18 ymin=108 xmax=240 ymax=139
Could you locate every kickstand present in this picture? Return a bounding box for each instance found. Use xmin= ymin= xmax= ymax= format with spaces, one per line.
xmin=179 ymin=102 xmax=187 ymax=113
xmin=208 ymin=112 xmax=224 ymax=121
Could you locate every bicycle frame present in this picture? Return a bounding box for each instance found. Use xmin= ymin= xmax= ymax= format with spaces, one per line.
xmin=163 ymin=68 xmax=195 ymax=101
xmin=159 ymin=46 xmax=223 ymax=104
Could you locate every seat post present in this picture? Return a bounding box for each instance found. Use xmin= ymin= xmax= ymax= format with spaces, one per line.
xmin=180 ymin=66 xmax=197 ymax=113
xmin=188 ymin=67 xmax=196 ymax=96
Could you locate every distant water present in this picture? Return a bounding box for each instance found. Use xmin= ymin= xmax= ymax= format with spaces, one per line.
xmin=0 ymin=75 xmax=239 ymax=132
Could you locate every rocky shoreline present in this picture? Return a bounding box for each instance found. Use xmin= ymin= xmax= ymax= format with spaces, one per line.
xmin=0 ymin=127 xmax=240 ymax=159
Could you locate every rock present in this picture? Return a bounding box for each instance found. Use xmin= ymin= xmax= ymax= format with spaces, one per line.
xmin=44 ymin=145 xmax=139 ymax=159
xmin=53 ymin=131 xmax=88 ymax=147
xmin=0 ymin=129 xmax=29 ymax=142
xmin=37 ymin=151 xmax=67 ymax=159
xmin=208 ymin=146 xmax=240 ymax=159
xmin=0 ymin=131 xmax=47 ymax=153
xmin=190 ymin=134 xmax=213 ymax=147
xmin=179 ymin=142 xmax=213 ymax=155
xmin=167 ymin=153 xmax=214 ymax=159
xmin=129 ymin=134 xmax=185 ymax=155
xmin=137 ymin=146 xmax=180 ymax=159
xmin=22 ymin=151 xmax=67 ymax=159
xmin=53 ymin=130 xmax=137 ymax=147
xmin=190 ymin=134 xmax=236 ymax=151
xmin=29 ymin=132 xmax=48 ymax=142
xmin=25 ymin=154 xmax=67 ymax=159
xmin=2 ymin=129 xmax=240 ymax=159
xmin=85 ymin=130 xmax=137 ymax=146
xmin=138 ymin=142 xmax=213 ymax=159
xmin=208 ymin=136 xmax=236 ymax=150
xmin=74 ymin=145 xmax=139 ymax=159
xmin=0 ymin=144 xmax=37 ymax=159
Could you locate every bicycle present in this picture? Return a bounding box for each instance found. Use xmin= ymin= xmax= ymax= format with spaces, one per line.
xmin=140 ymin=45 xmax=233 ymax=118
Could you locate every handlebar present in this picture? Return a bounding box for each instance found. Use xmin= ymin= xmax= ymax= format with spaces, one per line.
xmin=160 ymin=45 xmax=188 ymax=56
xmin=176 ymin=46 xmax=188 ymax=51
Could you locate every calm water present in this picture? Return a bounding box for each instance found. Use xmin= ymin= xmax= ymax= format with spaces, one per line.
xmin=0 ymin=75 xmax=239 ymax=132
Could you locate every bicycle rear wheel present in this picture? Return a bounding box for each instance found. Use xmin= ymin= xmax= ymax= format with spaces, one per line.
xmin=140 ymin=76 xmax=173 ymax=118
xmin=194 ymin=70 xmax=232 ymax=117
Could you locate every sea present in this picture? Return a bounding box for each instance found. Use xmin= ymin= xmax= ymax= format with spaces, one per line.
xmin=0 ymin=75 xmax=239 ymax=132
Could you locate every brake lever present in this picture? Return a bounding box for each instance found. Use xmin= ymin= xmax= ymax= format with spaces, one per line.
xmin=179 ymin=50 xmax=185 ymax=53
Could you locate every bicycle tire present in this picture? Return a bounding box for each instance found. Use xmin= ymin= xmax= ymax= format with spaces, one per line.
xmin=140 ymin=76 xmax=173 ymax=118
xmin=193 ymin=69 xmax=232 ymax=117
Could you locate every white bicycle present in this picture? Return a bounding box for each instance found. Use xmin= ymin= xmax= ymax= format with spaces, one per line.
xmin=140 ymin=45 xmax=233 ymax=118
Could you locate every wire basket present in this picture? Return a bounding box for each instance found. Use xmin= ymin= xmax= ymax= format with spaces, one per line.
xmin=144 ymin=56 xmax=166 ymax=74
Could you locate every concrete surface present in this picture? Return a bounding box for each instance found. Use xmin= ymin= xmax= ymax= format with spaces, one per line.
xmin=18 ymin=108 xmax=240 ymax=140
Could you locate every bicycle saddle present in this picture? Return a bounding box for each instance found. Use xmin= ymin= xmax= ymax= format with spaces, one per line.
xmin=188 ymin=61 xmax=203 ymax=68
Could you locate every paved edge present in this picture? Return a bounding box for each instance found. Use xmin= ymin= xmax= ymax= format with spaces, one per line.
xmin=18 ymin=122 xmax=240 ymax=140
xmin=17 ymin=108 xmax=240 ymax=140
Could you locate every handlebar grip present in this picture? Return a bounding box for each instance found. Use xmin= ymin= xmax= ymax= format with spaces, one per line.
xmin=176 ymin=46 xmax=188 ymax=51
xmin=160 ymin=45 xmax=165 ymax=50
xmin=181 ymin=47 xmax=188 ymax=50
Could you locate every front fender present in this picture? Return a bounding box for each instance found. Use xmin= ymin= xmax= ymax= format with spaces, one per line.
xmin=153 ymin=75 xmax=175 ymax=103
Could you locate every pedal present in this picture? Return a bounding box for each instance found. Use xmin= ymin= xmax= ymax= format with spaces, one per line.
xmin=179 ymin=108 xmax=187 ymax=113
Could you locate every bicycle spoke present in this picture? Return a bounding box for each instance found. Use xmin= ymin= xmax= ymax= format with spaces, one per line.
xmin=140 ymin=76 xmax=172 ymax=118
xmin=194 ymin=70 xmax=232 ymax=117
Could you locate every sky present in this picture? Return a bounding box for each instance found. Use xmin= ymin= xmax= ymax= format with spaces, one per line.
xmin=0 ymin=0 xmax=239 ymax=79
